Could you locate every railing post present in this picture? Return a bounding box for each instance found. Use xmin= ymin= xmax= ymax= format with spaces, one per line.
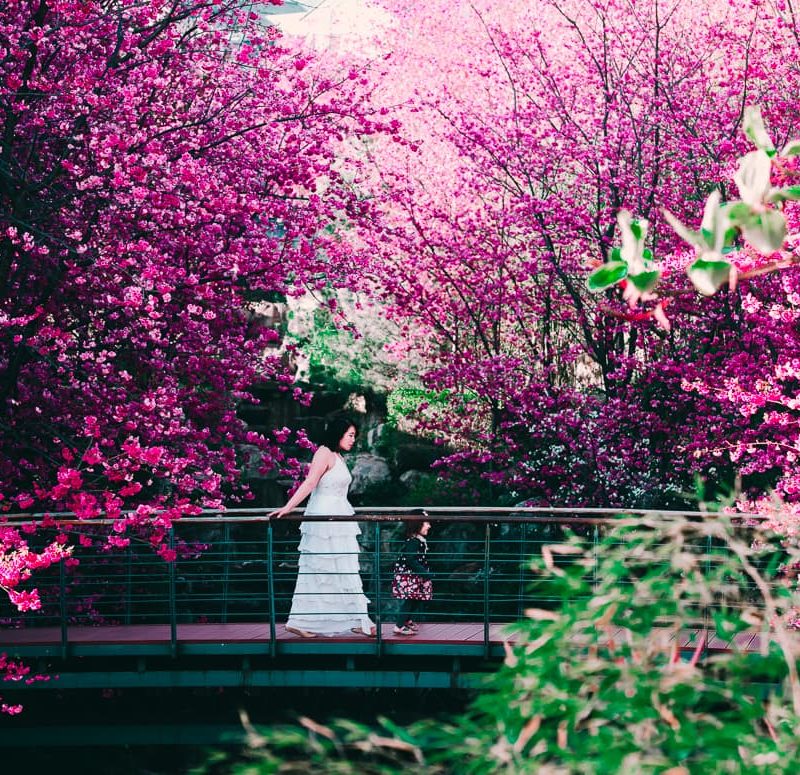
xmin=267 ymin=521 xmax=277 ymax=658
xmin=704 ymin=533 xmax=713 ymax=660
xmin=516 ymin=521 xmax=528 ymax=620
xmin=59 ymin=558 xmax=68 ymax=659
xmin=124 ymin=545 xmax=132 ymax=626
xmin=168 ymin=527 xmax=177 ymax=658
xmin=483 ymin=522 xmax=491 ymax=659
xmin=593 ymin=523 xmax=600 ymax=593
xmin=374 ymin=520 xmax=382 ymax=655
xmin=221 ymin=522 xmax=231 ymax=624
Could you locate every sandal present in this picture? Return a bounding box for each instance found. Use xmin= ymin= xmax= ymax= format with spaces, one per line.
xmin=351 ymin=627 xmax=377 ymax=638
xmin=393 ymin=625 xmax=416 ymax=636
xmin=286 ymin=626 xmax=317 ymax=639
xmin=404 ymin=620 xmax=419 ymax=631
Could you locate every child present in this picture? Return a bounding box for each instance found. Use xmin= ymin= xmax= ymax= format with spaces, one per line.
xmin=391 ymin=513 xmax=432 ymax=636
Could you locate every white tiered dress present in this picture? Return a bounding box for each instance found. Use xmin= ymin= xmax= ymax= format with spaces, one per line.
xmin=286 ymin=455 xmax=374 ymax=635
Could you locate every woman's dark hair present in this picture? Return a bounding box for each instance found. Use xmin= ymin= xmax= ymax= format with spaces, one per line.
xmin=403 ymin=509 xmax=429 ymax=538
xmin=319 ymin=414 xmax=359 ymax=451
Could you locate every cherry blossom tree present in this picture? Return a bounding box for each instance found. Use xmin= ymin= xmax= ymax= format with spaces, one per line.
xmin=354 ymin=0 xmax=800 ymax=506
xmin=0 ymin=0 xmax=386 ymax=706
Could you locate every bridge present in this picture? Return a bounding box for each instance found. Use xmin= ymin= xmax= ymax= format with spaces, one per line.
xmin=1 ymin=507 xmax=771 ymax=706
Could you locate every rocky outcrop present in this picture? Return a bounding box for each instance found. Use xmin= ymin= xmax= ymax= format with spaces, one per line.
xmin=349 ymin=454 xmax=392 ymax=496
xmin=237 ymin=383 xmax=445 ymax=507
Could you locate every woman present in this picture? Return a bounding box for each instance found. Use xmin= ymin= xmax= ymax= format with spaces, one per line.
xmin=270 ymin=416 xmax=375 ymax=638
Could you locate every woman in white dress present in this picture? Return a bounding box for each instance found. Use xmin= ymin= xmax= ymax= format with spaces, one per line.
xmin=270 ymin=417 xmax=376 ymax=639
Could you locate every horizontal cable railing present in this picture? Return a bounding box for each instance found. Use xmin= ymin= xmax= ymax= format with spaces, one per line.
xmin=0 ymin=505 xmax=775 ymax=523
xmin=0 ymin=508 xmax=782 ymax=657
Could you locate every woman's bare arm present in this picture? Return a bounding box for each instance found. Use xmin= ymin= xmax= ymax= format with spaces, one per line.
xmin=269 ymin=447 xmax=334 ymax=518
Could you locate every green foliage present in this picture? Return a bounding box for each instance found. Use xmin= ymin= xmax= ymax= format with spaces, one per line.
xmin=587 ymin=261 xmax=628 ymax=292
xmin=401 ymin=471 xmax=489 ymax=507
xmin=287 ymin=294 xmax=406 ymax=394
xmin=191 ymin=714 xmax=427 ymax=774
xmin=386 ymin=386 xmax=454 ymax=428
xmin=198 ymin=516 xmax=800 ymax=773
xmin=303 ymin=306 xmax=369 ymax=390
xmin=627 ymin=268 xmax=660 ymax=293
xmin=767 ymin=185 xmax=800 ymax=204
xmin=686 ymin=257 xmax=732 ymax=297
xmin=781 ymin=141 xmax=800 ymax=158
xmin=447 ymin=516 xmax=800 ymax=773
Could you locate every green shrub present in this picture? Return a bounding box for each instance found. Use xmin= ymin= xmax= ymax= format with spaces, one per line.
xmin=196 ymin=515 xmax=800 ymax=774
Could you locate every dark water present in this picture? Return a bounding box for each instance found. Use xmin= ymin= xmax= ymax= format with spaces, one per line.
xmin=1 ymin=687 xmax=471 ymax=774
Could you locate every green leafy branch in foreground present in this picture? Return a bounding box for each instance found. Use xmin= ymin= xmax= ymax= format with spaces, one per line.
xmin=196 ymin=515 xmax=800 ymax=774
xmin=587 ymin=106 xmax=800 ymax=309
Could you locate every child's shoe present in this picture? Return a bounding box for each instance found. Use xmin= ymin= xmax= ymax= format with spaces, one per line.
xmin=393 ymin=625 xmax=416 ymax=636
xmin=404 ymin=620 xmax=419 ymax=632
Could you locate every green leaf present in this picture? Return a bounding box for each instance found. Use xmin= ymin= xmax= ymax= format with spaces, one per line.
xmin=610 ymin=246 xmax=622 ymax=261
xmin=742 ymin=210 xmax=786 ymax=253
xmin=627 ymin=269 xmax=661 ymax=293
xmin=734 ymin=150 xmax=772 ymax=206
xmin=720 ymin=201 xmax=755 ymax=225
xmin=781 ymin=139 xmax=800 ymax=157
xmin=767 ymin=185 xmax=800 ymax=204
xmin=723 ymin=227 xmax=738 ymax=247
xmin=587 ymin=261 xmax=627 ymax=292
xmin=699 ymin=189 xmax=725 ymax=250
xmin=616 ymin=211 xmax=649 ymax=270
xmin=687 ymin=257 xmax=731 ymax=296
xmin=665 ymin=191 xmax=731 ymax=254
xmin=663 ymin=209 xmax=705 ymax=250
xmin=743 ymin=105 xmax=776 ymax=155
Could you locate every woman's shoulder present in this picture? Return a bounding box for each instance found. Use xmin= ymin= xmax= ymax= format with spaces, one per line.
xmin=309 ymin=446 xmax=337 ymax=471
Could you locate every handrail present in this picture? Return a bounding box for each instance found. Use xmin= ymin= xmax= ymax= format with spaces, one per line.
xmin=0 ymin=506 xmax=775 ymax=525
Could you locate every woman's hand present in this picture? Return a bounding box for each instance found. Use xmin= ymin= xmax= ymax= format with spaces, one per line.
xmin=269 ymin=506 xmax=292 ymax=519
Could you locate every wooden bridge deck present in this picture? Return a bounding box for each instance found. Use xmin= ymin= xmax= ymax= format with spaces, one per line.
xmin=1 ymin=621 xmax=766 ymax=654
xmin=0 ymin=620 xmax=781 ymax=697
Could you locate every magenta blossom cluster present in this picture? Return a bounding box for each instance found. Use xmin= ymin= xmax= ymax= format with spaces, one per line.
xmin=0 ymin=652 xmax=52 ymax=715
xmin=0 ymin=524 xmax=72 ymax=609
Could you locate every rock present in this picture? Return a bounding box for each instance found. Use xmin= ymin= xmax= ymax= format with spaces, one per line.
xmin=349 ymin=453 xmax=392 ymax=496
xmin=365 ymin=422 xmax=386 ymax=449
xmin=239 ymin=444 xmax=268 ymax=478
xmin=399 ymin=470 xmax=426 ymax=490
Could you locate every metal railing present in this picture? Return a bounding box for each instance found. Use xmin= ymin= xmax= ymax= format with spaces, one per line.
xmin=1 ymin=507 xmax=776 ymax=658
